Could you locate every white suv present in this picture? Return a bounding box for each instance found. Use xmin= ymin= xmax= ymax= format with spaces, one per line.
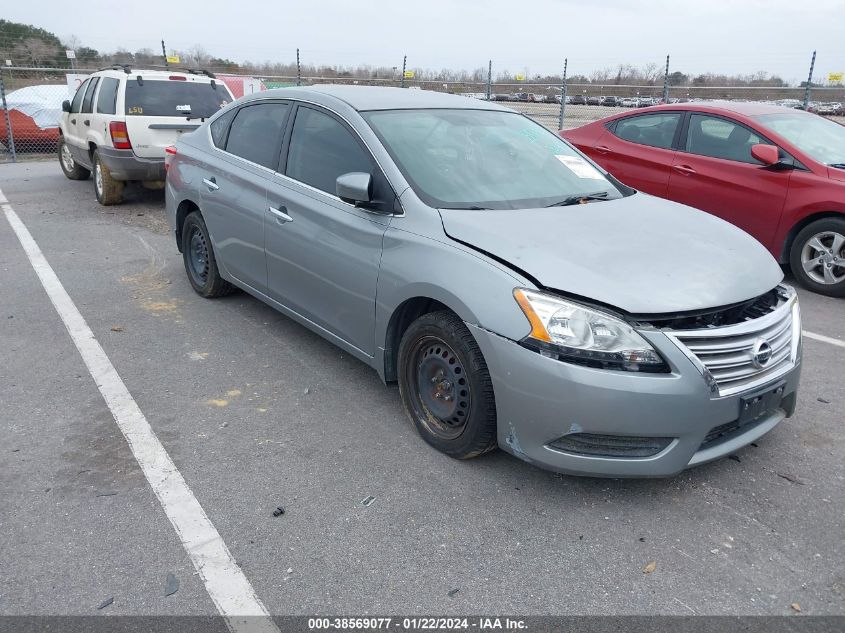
xmin=58 ymin=65 xmax=234 ymax=205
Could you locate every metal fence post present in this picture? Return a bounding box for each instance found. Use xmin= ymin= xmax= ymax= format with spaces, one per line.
xmin=803 ymin=50 xmax=816 ymax=110
xmin=558 ymin=58 xmax=568 ymax=130
xmin=161 ymin=39 xmax=168 ymax=68
xmin=486 ymin=60 xmax=492 ymax=100
xmin=296 ymin=48 xmax=301 ymax=86
xmin=400 ymin=55 xmax=407 ymax=88
xmin=662 ymin=54 xmax=670 ymax=103
xmin=0 ymin=70 xmax=17 ymax=163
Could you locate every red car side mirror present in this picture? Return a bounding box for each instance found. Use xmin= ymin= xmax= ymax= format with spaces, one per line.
xmin=751 ymin=144 xmax=779 ymax=166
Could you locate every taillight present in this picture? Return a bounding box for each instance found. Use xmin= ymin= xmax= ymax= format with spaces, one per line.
xmin=169 ymin=75 xmax=187 ymax=81
xmin=164 ymin=145 xmax=177 ymax=172
xmin=109 ymin=121 xmax=132 ymax=150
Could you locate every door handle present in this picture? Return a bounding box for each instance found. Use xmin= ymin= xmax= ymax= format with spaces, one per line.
xmin=268 ymin=205 xmax=293 ymax=223
xmin=202 ymin=177 xmax=219 ymax=191
xmin=595 ymin=145 xmax=611 ymax=154
xmin=673 ymin=164 xmax=697 ymax=176
xmin=83 ymin=120 xmax=90 ymax=126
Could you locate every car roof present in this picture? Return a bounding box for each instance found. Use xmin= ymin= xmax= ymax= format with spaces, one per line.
xmin=651 ymin=100 xmax=797 ymax=117
xmin=249 ymin=84 xmax=511 ymax=112
xmin=95 ymin=68 xmax=216 ymax=82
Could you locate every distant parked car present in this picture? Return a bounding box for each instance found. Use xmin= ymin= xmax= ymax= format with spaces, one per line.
xmin=587 ymin=96 xmax=602 ymax=106
xmin=0 ymin=85 xmax=63 ymax=150
xmin=817 ymin=102 xmax=842 ymax=115
xmin=601 ymin=96 xmax=619 ymax=107
xmin=562 ymin=101 xmax=845 ymax=296
xmin=619 ymin=97 xmax=637 ymax=108
xmin=493 ymin=94 xmax=510 ymax=102
xmin=570 ymin=94 xmax=587 ymax=105
xmin=637 ymin=97 xmax=655 ymax=107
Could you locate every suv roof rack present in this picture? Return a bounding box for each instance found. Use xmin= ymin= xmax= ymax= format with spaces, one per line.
xmin=95 ymin=64 xmax=216 ymax=78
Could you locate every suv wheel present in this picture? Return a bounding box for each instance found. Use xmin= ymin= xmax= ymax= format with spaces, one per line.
xmin=92 ymin=149 xmax=124 ymax=205
xmin=789 ymin=217 xmax=845 ymax=297
xmin=58 ymin=138 xmax=90 ymax=180
xmin=398 ymin=311 xmax=498 ymax=459
xmin=181 ymin=211 xmax=235 ymax=298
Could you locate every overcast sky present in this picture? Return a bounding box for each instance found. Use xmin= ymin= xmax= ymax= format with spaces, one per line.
xmin=5 ymin=0 xmax=843 ymax=83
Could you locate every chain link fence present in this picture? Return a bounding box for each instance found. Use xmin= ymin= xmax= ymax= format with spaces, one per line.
xmin=2 ymin=65 xmax=844 ymax=163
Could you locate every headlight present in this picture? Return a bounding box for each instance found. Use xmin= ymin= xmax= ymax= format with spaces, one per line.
xmin=513 ymin=288 xmax=668 ymax=372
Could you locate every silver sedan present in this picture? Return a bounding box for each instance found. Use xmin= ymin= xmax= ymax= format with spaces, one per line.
xmin=165 ymin=86 xmax=802 ymax=477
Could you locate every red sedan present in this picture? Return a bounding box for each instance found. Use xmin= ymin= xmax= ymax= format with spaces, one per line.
xmin=562 ymin=102 xmax=845 ymax=296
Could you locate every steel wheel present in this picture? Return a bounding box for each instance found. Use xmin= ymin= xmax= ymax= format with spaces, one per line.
xmin=800 ymin=231 xmax=845 ymax=285
xmin=188 ymin=225 xmax=210 ymax=285
xmin=94 ymin=161 xmax=103 ymax=197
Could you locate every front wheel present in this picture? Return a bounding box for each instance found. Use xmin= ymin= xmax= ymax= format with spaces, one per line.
xmin=397 ymin=311 xmax=497 ymax=459
xmin=92 ymin=149 xmax=125 ymax=205
xmin=58 ymin=138 xmax=90 ymax=180
xmin=789 ymin=217 xmax=845 ymax=297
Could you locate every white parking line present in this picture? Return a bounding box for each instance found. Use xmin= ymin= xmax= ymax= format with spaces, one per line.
xmin=2 ymin=197 xmax=279 ymax=633
xmin=803 ymin=330 xmax=845 ymax=349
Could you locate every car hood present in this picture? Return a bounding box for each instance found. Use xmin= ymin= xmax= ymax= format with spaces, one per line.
xmin=439 ymin=193 xmax=783 ymax=314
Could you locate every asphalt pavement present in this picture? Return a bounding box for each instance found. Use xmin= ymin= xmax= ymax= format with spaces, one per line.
xmin=1 ymin=161 xmax=843 ymax=618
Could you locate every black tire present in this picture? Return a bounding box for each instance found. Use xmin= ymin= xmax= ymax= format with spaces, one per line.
xmin=181 ymin=211 xmax=235 ymax=298
xmin=92 ymin=149 xmax=124 ymax=205
xmin=789 ymin=217 xmax=845 ymax=297
xmin=397 ymin=310 xmax=497 ymax=459
xmin=58 ymin=137 xmax=90 ymax=180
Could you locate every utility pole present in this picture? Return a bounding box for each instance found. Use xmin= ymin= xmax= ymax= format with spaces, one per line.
xmin=0 ymin=71 xmax=17 ymax=162
xmin=161 ymin=39 xmax=168 ymax=67
xmin=803 ymin=50 xmax=816 ymax=110
xmin=486 ymin=60 xmax=492 ymax=100
xmin=662 ymin=54 xmax=670 ymax=103
xmin=296 ymin=48 xmax=301 ymax=86
xmin=558 ymin=58 xmax=568 ymax=130
xmin=400 ymin=55 xmax=407 ymax=88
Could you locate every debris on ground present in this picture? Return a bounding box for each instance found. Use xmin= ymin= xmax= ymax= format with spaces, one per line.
xmin=110 ymin=326 xmax=124 ymax=332
xmin=286 ymin=567 xmax=293 ymax=574
xmin=817 ymin=398 xmax=830 ymax=404
xmin=638 ymin=537 xmax=646 ymax=542
xmin=97 ymin=597 xmax=113 ymax=610
xmin=777 ymin=473 xmax=806 ymax=485
xmin=304 ymin=388 xmax=311 ymax=395
xmin=95 ymin=491 xmax=117 ymax=497
xmin=164 ymin=573 xmax=179 ymax=597
xmin=361 ymin=496 xmax=376 ymax=507
xmin=643 ymin=561 xmax=657 ymax=574
xmin=791 ymin=602 xmax=802 ymax=612
xmin=273 ymin=506 xmax=285 ymax=517
xmin=728 ymin=454 xmax=741 ymax=463
xmin=448 ymin=588 xmax=460 ymax=597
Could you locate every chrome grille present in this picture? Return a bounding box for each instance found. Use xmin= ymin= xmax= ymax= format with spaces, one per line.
xmin=666 ymin=286 xmax=800 ymax=397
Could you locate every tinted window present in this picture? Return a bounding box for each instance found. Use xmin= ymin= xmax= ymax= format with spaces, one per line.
xmin=286 ymin=107 xmax=373 ymax=194
xmin=754 ymin=111 xmax=845 ymax=166
xmin=225 ymin=103 xmax=290 ymax=169
xmin=80 ymin=78 xmax=99 ymax=114
xmin=96 ymin=77 xmax=119 ymax=115
xmin=210 ymin=108 xmax=237 ymax=149
xmin=124 ymin=80 xmax=231 ymax=118
xmin=685 ymin=114 xmax=763 ymax=163
xmin=70 ymin=79 xmax=90 ymax=113
xmin=613 ymin=113 xmax=680 ymax=149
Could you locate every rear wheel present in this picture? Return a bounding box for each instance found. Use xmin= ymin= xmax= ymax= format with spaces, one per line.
xmin=789 ymin=217 xmax=845 ymax=297
xmin=92 ymin=149 xmax=124 ymax=205
xmin=58 ymin=138 xmax=90 ymax=180
xmin=398 ymin=311 xmax=497 ymax=459
xmin=181 ymin=211 xmax=235 ymax=298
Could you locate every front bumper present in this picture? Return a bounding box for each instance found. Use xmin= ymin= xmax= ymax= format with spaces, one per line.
xmin=97 ymin=147 xmax=165 ymax=181
xmin=466 ymin=322 xmax=801 ymax=478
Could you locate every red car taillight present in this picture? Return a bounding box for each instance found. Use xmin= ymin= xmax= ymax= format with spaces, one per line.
xmin=109 ymin=121 xmax=132 ymax=150
xmin=164 ymin=145 xmax=177 ymax=172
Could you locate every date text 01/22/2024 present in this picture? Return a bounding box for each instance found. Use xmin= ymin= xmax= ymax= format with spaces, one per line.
xmin=306 ymin=618 xmax=528 ymax=630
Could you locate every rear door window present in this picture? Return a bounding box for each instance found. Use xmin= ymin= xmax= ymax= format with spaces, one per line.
xmin=124 ymin=80 xmax=231 ymax=118
xmin=225 ymin=103 xmax=290 ymax=169
xmin=613 ymin=113 xmax=681 ymax=149
xmin=81 ymin=77 xmax=100 ymax=114
xmin=96 ymin=77 xmax=119 ymax=115
xmin=210 ymin=108 xmax=237 ymax=149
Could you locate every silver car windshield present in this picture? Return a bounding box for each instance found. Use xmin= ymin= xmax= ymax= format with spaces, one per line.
xmin=754 ymin=111 xmax=845 ymax=167
xmin=363 ymin=109 xmax=626 ymax=210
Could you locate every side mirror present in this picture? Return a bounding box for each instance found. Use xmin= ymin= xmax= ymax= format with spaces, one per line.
xmin=61 ymin=100 xmax=72 ymax=113
xmin=751 ymin=144 xmax=779 ymax=166
xmin=336 ymin=172 xmax=372 ymax=205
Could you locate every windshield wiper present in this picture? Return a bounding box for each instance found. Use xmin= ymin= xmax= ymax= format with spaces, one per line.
xmin=440 ymin=205 xmax=493 ymax=210
xmin=545 ymin=191 xmax=611 ymax=207
xmin=830 ymin=163 xmax=845 ymax=169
